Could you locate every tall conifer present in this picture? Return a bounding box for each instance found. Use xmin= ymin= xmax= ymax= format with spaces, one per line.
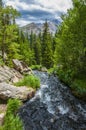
xmin=41 ymin=21 xmax=53 ymax=68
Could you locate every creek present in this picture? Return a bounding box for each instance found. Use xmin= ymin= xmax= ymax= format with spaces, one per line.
xmin=19 ymin=71 xmax=86 ymax=130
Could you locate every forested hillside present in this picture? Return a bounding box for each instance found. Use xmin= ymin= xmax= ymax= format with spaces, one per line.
xmin=54 ymin=0 xmax=86 ymax=100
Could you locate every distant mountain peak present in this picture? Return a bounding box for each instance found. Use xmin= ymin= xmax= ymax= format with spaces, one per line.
xmin=21 ymin=19 xmax=61 ymax=35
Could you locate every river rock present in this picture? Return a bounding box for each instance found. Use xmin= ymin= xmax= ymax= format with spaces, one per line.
xmin=0 ymin=82 xmax=35 ymax=101
xmin=40 ymin=67 xmax=47 ymax=72
xmin=12 ymin=59 xmax=33 ymax=74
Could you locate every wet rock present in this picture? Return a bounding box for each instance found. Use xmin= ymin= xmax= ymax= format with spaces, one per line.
xmin=0 ymin=82 xmax=35 ymax=101
xmin=50 ymin=118 xmax=55 ymax=123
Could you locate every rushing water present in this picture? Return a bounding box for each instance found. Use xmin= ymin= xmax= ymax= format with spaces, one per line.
xmin=19 ymin=71 xmax=86 ymax=130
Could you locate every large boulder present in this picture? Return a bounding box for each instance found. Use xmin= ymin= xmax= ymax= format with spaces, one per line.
xmin=40 ymin=67 xmax=47 ymax=72
xmin=12 ymin=59 xmax=33 ymax=74
xmin=0 ymin=82 xmax=35 ymax=101
xmin=0 ymin=66 xmax=22 ymax=83
xmin=12 ymin=59 xmax=23 ymax=72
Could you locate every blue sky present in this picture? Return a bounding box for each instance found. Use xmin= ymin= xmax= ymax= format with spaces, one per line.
xmin=5 ymin=0 xmax=72 ymax=26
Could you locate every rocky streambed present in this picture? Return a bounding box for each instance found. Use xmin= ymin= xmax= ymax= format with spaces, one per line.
xmin=19 ymin=71 xmax=86 ymax=130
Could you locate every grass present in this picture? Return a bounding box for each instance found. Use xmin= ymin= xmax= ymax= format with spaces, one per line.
xmin=0 ymin=99 xmax=23 ymax=130
xmin=14 ymin=75 xmax=40 ymax=90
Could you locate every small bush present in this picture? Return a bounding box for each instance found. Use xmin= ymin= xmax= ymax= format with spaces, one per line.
xmin=30 ymin=65 xmax=42 ymax=70
xmin=48 ymin=68 xmax=54 ymax=75
xmin=56 ymin=66 xmax=76 ymax=85
xmin=6 ymin=99 xmax=22 ymax=115
xmin=71 ymin=78 xmax=86 ymax=100
xmin=1 ymin=99 xmax=23 ymax=130
xmin=48 ymin=66 xmax=58 ymax=75
xmin=15 ymin=75 xmax=40 ymax=89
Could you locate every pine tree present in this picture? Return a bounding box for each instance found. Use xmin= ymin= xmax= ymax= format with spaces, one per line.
xmin=29 ymin=31 xmax=34 ymax=49
xmin=41 ymin=21 xmax=53 ymax=68
xmin=0 ymin=6 xmax=20 ymax=64
xmin=33 ymin=35 xmax=42 ymax=65
xmin=54 ymin=0 xmax=86 ymax=76
xmin=18 ymin=31 xmax=34 ymax=65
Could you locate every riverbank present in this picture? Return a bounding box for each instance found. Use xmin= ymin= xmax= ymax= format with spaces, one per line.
xmin=48 ymin=67 xmax=86 ymax=101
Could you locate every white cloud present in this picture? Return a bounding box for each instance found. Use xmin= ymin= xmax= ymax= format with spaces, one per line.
xmin=5 ymin=0 xmax=19 ymax=9
xmin=36 ymin=0 xmax=72 ymax=13
xmin=6 ymin=0 xmax=72 ymax=13
xmin=5 ymin=0 xmax=73 ymax=26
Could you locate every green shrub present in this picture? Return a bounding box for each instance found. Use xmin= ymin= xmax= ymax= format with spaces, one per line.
xmin=3 ymin=114 xmax=23 ymax=130
xmin=48 ymin=68 xmax=55 ymax=75
xmin=6 ymin=99 xmax=22 ymax=115
xmin=15 ymin=75 xmax=40 ymax=89
xmin=1 ymin=99 xmax=23 ymax=130
xmin=71 ymin=78 xmax=86 ymax=100
xmin=55 ymin=66 xmax=86 ymax=100
xmin=30 ymin=65 xmax=42 ymax=70
xmin=56 ymin=67 xmax=73 ymax=85
xmin=48 ymin=66 xmax=59 ymax=75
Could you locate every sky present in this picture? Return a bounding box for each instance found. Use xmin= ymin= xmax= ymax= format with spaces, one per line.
xmin=5 ymin=0 xmax=73 ymax=26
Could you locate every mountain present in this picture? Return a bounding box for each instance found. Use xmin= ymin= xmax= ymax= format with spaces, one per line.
xmin=21 ymin=20 xmax=60 ymax=35
xmin=21 ymin=22 xmax=41 ymax=35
